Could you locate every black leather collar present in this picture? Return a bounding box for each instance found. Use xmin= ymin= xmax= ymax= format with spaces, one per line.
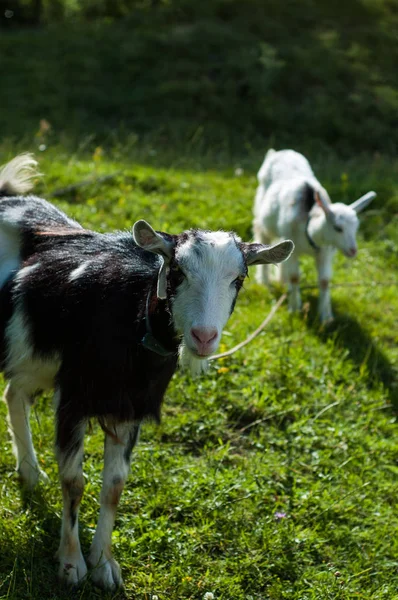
xmin=141 ymin=289 xmax=176 ymax=357
xmin=305 ymin=215 xmax=320 ymax=252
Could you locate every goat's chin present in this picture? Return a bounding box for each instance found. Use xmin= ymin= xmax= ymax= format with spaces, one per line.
xmin=342 ymin=249 xmax=356 ymax=259
xmin=178 ymin=344 xmax=210 ymax=377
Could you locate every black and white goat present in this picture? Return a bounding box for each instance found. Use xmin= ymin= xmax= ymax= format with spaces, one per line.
xmin=0 ymin=154 xmax=293 ymax=590
xmin=253 ymin=149 xmax=376 ymax=322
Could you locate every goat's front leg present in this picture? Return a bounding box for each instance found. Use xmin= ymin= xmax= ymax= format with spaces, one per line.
xmin=88 ymin=421 xmax=140 ymax=590
xmin=316 ymin=249 xmax=334 ymax=322
xmin=4 ymin=381 xmax=48 ymax=488
xmin=55 ymin=406 xmax=87 ymax=586
xmin=283 ymin=255 xmax=301 ymax=312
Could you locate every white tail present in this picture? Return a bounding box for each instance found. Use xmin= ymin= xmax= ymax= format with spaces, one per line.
xmin=0 ymin=153 xmax=40 ymax=196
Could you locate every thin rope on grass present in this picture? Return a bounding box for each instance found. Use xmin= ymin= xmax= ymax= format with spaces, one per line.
xmin=209 ymin=278 xmax=396 ymax=362
xmin=210 ymin=292 xmax=287 ymax=361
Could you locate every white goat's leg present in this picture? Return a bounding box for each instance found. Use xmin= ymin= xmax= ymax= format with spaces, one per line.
xmin=88 ymin=421 xmax=140 ymax=590
xmin=316 ymin=250 xmax=334 ymax=322
xmin=279 ymin=260 xmax=289 ymax=284
xmin=4 ymin=381 xmax=47 ymax=488
xmin=253 ymin=221 xmax=271 ymax=285
xmin=56 ymin=413 xmax=87 ymax=586
xmin=285 ymin=256 xmax=301 ymax=312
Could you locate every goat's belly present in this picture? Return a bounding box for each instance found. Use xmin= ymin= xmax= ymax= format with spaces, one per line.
xmin=5 ymin=307 xmax=60 ymax=393
xmin=6 ymin=354 xmax=60 ymax=394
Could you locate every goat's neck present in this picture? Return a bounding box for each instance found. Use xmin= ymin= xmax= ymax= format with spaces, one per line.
xmin=143 ymin=282 xmax=180 ymax=356
xmin=307 ymin=208 xmax=327 ymax=249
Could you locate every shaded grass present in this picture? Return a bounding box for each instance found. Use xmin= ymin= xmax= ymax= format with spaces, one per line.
xmin=2 ymin=0 xmax=398 ymax=154
xmin=0 ymin=143 xmax=397 ymax=599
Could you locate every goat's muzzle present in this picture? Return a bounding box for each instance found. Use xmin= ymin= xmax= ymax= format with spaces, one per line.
xmin=190 ymin=327 xmax=218 ymax=357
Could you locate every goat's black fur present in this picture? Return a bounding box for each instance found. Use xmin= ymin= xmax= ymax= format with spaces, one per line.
xmin=301 ymin=181 xmax=316 ymax=214
xmin=0 ymin=195 xmax=180 ymax=427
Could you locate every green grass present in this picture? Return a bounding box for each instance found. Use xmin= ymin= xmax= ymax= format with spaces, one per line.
xmin=0 ymin=143 xmax=397 ymax=600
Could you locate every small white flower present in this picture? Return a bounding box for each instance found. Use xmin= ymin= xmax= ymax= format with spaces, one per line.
xmin=38 ymin=144 xmax=47 ymax=152
xmin=152 ymin=596 xmax=159 ymax=600
xmin=234 ymin=167 xmax=244 ymax=177
xmin=203 ymin=593 xmax=215 ymax=600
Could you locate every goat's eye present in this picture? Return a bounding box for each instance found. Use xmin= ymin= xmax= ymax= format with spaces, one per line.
xmin=232 ymin=275 xmax=245 ymax=286
xmin=333 ymin=225 xmax=343 ymax=233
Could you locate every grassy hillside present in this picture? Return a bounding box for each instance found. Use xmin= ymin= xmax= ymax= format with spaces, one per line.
xmin=0 ymin=1 xmax=397 ymax=596
xmin=1 ymin=0 xmax=398 ymax=154
xmin=0 ymin=146 xmax=396 ymax=600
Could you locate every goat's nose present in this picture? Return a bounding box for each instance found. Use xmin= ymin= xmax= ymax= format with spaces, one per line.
xmin=191 ymin=327 xmax=218 ymax=345
xmin=349 ymin=247 xmax=357 ymax=257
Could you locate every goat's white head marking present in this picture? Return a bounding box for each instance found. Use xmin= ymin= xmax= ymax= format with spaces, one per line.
xmin=133 ymin=220 xmax=294 ymax=360
xmin=314 ymin=190 xmax=376 ymax=258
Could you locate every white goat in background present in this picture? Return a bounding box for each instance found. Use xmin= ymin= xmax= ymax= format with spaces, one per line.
xmin=253 ymin=149 xmax=376 ymax=322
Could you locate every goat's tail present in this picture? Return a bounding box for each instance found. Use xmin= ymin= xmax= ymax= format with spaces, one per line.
xmin=0 ymin=153 xmax=40 ymax=197
xmin=257 ymin=148 xmax=276 ymax=183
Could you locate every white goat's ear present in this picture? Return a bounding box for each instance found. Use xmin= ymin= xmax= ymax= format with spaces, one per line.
xmin=133 ymin=220 xmax=176 ymax=300
xmin=243 ymin=240 xmax=294 ymax=266
xmin=314 ymin=190 xmax=332 ymax=215
xmin=350 ymin=191 xmax=376 ymax=213
xmin=133 ymin=220 xmax=175 ymax=259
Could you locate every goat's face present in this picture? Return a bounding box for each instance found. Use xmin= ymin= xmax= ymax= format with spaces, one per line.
xmin=326 ymin=204 xmax=360 ymax=258
xmin=315 ymin=191 xmax=376 ymax=258
xmin=134 ymin=221 xmax=293 ymax=359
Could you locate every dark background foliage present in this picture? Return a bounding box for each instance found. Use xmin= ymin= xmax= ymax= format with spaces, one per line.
xmin=1 ymin=0 xmax=397 ymax=154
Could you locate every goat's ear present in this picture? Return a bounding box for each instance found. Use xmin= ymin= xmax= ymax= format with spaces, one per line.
xmin=133 ymin=220 xmax=176 ymax=300
xmin=349 ymin=191 xmax=376 ymax=213
xmin=133 ymin=220 xmax=175 ymax=259
xmin=314 ymin=190 xmax=332 ymax=215
xmin=243 ymin=240 xmax=294 ymax=266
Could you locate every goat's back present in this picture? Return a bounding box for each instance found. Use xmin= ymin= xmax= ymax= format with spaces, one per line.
xmin=0 ymin=195 xmax=83 ymax=233
xmin=257 ymin=149 xmax=315 ymax=187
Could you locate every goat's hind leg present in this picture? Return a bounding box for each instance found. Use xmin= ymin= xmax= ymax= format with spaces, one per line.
xmin=284 ymin=256 xmax=302 ymax=312
xmin=4 ymin=380 xmax=48 ymax=488
xmin=88 ymin=420 xmax=141 ymax=590
xmin=55 ymin=402 xmax=87 ymax=586
xmin=316 ymin=250 xmax=334 ymax=322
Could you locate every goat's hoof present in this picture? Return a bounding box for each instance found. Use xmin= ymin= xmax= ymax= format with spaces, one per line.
xmin=37 ymin=468 xmax=50 ymax=484
xmin=88 ymin=553 xmax=123 ymax=590
xmin=58 ymin=552 xmax=88 ymax=587
xmin=17 ymin=465 xmax=49 ymax=489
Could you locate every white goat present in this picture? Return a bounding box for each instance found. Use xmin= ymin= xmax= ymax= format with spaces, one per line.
xmin=253 ymin=149 xmax=376 ymax=322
